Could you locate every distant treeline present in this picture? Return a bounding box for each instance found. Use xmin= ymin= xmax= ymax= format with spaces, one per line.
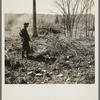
xmin=5 ymin=13 xmax=95 ymax=29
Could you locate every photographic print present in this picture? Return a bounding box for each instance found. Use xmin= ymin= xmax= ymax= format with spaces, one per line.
xmin=4 ymin=0 xmax=96 ymax=84
xmin=2 ymin=0 xmax=99 ymax=100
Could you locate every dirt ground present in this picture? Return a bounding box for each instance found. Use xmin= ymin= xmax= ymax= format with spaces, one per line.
xmin=5 ymin=30 xmax=95 ymax=84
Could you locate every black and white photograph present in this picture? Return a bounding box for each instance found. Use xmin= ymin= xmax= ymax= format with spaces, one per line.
xmin=5 ymin=0 xmax=95 ymax=84
xmin=2 ymin=0 xmax=99 ymax=100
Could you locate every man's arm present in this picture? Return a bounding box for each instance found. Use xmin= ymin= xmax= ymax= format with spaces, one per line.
xmin=26 ymin=30 xmax=31 ymax=41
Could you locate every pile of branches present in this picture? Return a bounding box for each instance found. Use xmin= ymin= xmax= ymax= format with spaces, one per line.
xmin=45 ymin=35 xmax=89 ymax=58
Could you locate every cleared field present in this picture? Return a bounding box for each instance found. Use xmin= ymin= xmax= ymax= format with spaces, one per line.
xmin=5 ymin=14 xmax=95 ymax=84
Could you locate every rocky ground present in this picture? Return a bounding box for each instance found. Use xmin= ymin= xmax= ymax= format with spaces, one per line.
xmin=5 ymin=31 xmax=95 ymax=84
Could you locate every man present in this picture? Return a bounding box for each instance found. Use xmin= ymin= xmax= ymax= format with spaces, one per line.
xmin=20 ymin=23 xmax=31 ymax=59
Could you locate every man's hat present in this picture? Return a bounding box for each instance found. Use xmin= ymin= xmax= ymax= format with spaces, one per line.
xmin=24 ymin=23 xmax=29 ymax=26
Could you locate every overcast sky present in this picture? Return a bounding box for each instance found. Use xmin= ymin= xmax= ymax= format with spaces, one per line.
xmin=4 ymin=0 xmax=95 ymax=14
xmin=4 ymin=0 xmax=59 ymax=14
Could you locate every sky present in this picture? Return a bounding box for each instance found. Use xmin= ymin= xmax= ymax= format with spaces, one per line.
xmin=4 ymin=0 xmax=59 ymax=14
xmin=4 ymin=0 xmax=95 ymax=14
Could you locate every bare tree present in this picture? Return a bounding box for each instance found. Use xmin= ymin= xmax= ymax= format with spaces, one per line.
xmin=53 ymin=0 xmax=66 ymax=36
xmin=74 ymin=1 xmax=86 ymax=38
xmin=53 ymin=0 xmax=84 ymax=38
xmin=88 ymin=0 xmax=95 ymax=36
xmin=53 ymin=0 xmax=94 ymax=39
xmin=90 ymin=14 xmax=95 ymax=36
xmin=81 ymin=0 xmax=94 ymax=37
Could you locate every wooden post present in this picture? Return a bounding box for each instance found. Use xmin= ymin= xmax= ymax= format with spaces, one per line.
xmin=33 ymin=0 xmax=38 ymax=37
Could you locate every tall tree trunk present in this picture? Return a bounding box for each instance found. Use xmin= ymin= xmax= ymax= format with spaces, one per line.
xmin=64 ymin=21 xmax=66 ymax=37
xmin=86 ymin=13 xmax=88 ymax=37
xmin=91 ymin=19 xmax=94 ymax=36
xmin=33 ymin=0 xmax=38 ymax=37
xmin=75 ymin=23 xmax=78 ymax=39
xmin=89 ymin=8 xmax=91 ymax=36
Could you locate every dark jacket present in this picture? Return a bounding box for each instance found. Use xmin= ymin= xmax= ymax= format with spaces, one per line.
xmin=21 ymin=28 xmax=30 ymax=42
xmin=20 ymin=28 xmax=30 ymax=51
